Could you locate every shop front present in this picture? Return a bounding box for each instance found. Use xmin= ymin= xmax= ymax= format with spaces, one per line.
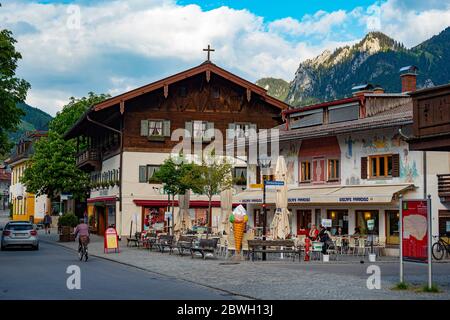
xmin=87 ymin=196 xmax=117 ymax=236
xmin=235 ymin=184 xmax=414 ymax=244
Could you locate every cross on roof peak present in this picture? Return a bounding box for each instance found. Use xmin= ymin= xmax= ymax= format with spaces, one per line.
xmin=203 ymin=44 xmax=215 ymax=62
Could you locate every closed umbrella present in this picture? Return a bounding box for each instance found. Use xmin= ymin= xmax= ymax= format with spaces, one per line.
xmin=271 ymin=156 xmax=290 ymax=240
xmin=220 ymin=188 xmax=233 ymax=235
xmin=175 ymin=191 xmax=192 ymax=236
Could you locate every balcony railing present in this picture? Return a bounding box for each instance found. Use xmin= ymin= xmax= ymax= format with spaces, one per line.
xmin=437 ymin=174 xmax=450 ymax=202
xmin=76 ymin=149 xmax=100 ymax=168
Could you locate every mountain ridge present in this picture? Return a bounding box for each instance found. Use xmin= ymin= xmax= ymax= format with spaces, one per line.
xmin=257 ymin=27 xmax=450 ymax=105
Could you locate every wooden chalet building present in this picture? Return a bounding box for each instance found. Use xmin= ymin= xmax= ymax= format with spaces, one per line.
xmin=408 ymin=83 xmax=450 ymax=237
xmin=65 ymin=60 xmax=288 ymax=237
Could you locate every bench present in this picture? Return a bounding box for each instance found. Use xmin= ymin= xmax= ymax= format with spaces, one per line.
xmin=191 ymin=238 xmax=219 ymax=259
xmin=177 ymin=236 xmax=194 ymax=255
xmin=126 ymin=232 xmax=141 ymax=247
xmin=247 ymin=240 xmax=301 ymax=262
xmin=157 ymin=235 xmax=175 ymax=254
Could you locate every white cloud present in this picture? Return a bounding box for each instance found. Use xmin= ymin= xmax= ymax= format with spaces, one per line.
xmin=1 ymin=0 xmax=449 ymax=115
xmin=268 ymin=10 xmax=348 ymax=36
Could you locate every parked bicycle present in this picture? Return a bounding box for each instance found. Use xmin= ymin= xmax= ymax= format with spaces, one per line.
xmin=432 ymin=235 xmax=450 ymax=260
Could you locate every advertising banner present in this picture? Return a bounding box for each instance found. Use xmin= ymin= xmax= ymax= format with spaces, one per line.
xmin=402 ymin=200 xmax=429 ymax=263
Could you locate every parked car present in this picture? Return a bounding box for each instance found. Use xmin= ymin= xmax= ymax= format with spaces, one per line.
xmin=1 ymin=221 xmax=39 ymax=250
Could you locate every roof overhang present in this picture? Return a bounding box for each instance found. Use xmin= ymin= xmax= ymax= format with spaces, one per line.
xmin=93 ymin=61 xmax=289 ymax=112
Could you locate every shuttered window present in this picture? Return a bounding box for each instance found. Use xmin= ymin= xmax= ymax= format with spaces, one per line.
xmin=328 ymin=103 xmax=359 ymax=123
xmin=140 ymin=119 xmax=171 ymax=138
xmin=188 ymin=121 xmax=214 ymax=142
xmin=361 ymin=157 xmax=368 ymax=179
xmin=367 ymin=154 xmax=399 ymax=178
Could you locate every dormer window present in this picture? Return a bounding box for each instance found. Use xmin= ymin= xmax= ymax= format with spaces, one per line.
xmin=328 ymin=103 xmax=359 ymax=123
xmin=290 ymin=109 xmax=323 ymax=129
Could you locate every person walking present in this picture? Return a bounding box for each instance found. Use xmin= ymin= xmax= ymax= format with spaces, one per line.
xmin=318 ymin=224 xmax=332 ymax=254
xmin=43 ymin=212 xmax=52 ymax=234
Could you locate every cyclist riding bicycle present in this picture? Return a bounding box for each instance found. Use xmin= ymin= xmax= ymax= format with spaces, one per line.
xmin=74 ymin=218 xmax=90 ymax=252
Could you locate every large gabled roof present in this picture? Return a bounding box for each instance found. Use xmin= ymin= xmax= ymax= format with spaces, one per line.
xmin=93 ymin=61 xmax=289 ymax=112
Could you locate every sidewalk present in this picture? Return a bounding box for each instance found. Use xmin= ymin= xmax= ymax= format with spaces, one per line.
xmin=38 ymin=228 xmax=450 ymax=300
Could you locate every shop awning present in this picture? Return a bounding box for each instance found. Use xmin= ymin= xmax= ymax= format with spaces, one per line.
xmin=87 ymin=196 xmax=118 ymax=204
xmin=234 ymin=184 xmax=415 ymax=205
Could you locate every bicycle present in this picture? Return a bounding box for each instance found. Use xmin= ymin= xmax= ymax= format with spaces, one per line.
xmin=432 ymin=235 xmax=450 ymax=260
xmin=78 ymin=236 xmax=89 ymax=262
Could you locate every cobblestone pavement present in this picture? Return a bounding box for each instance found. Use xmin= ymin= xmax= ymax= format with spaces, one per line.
xmin=39 ymin=229 xmax=450 ymax=300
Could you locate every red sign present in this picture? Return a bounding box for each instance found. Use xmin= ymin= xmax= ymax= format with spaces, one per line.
xmin=104 ymin=227 xmax=120 ymax=254
xmin=402 ymin=200 xmax=428 ymax=262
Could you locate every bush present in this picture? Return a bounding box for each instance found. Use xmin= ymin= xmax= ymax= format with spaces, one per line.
xmin=58 ymin=213 xmax=78 ymax=228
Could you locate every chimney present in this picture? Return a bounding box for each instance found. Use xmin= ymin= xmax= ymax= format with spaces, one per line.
xmin=352 ymin=83 xmax=374 ymax=97
xmin=373 ymin=85 xmax=384 ymax=94
xmin=400 ymin=66 xmax=418 ymax=93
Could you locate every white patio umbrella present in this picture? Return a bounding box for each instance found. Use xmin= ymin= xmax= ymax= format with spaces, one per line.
xmin=175 ymin=190 xmax=192 ymax=236
xmin=271 ymin=156 xmax=290 ymax=240
xmin=220 ymin=188 xmax=233 ymax=235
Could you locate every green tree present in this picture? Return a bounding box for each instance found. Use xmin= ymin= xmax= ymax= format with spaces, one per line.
xmin=189 ymin=154 xmax=233 ymax=229
xmin=0 ymin=29 xmax=30 ymax=155
xmin=21 ymin=92 xmax=109 ymax=200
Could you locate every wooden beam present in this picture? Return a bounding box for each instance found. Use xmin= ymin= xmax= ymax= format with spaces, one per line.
xmin=206 ymin=70 xmax=211 ymax=83
xmin=246 ymin=88 xmax=251 ymax=102
xmin=164 ymin=84 xmax=169 ymax=98
xmin=120 ymin=100 xmax=125 ymax=114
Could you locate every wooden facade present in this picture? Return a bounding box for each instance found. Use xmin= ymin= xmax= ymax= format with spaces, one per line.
xmin=66 ymin=61 xmax=287 ymax=161
xmin=409 ymin=83 xmax=450 ymax=151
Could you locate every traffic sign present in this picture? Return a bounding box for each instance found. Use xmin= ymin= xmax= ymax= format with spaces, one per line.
xmin=264 ymin=180 xmax=284 ymax=186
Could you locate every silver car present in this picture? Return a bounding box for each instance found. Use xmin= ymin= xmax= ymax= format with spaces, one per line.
xmin=1 ymin=221 xmax=39 ymax=250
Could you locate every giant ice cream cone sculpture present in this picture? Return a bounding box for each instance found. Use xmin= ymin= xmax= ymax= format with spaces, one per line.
xmin=229 ymin=205 xmax=248 ymax=254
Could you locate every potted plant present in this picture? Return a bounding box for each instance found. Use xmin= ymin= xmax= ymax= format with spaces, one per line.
xmin=233 ymin=176 xmax=247 ymax=186
xmin=58 ymin=213 xmax=78 ymax=242
xmin=109 ymin=180 xmax=115 ymax=188
xmin=114 ymin=179 xmax=120 ymax=187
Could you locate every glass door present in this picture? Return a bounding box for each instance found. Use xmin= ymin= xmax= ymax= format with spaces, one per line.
xmin=296 ymin=210 xmax=312 ymax=235
xmin=386 ymin=210 xmax=399 ymax=245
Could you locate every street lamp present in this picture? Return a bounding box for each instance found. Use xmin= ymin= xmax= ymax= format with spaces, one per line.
xmin=258 ymin=155 xmax=271 ymax=261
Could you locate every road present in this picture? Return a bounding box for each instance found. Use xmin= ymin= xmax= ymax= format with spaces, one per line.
xmin=0 ymin=241 xmax=240 ymax=300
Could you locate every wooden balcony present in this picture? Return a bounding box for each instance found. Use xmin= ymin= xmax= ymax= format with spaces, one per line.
xmin=438 ymin=174 xmax=450 ymax=202
xmin=76 ymin=149 xmax=100 ymax=171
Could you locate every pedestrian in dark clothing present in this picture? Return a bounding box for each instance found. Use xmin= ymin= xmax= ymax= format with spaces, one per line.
xmin=318 ymin=225 xmax=332 ymax=254
xmin=43 ymin=213 xmax=52 ymax=234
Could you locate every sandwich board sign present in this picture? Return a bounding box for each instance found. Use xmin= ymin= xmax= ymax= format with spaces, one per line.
xmin=104 ymin=227 xmax=119 ymax=254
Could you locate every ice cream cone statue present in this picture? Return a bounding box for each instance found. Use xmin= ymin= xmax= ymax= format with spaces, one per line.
xmin=229 ymin=205 xmax=248 ymax=259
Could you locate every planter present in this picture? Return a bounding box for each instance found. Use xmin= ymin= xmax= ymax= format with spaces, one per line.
xmin=369 ymin=253 xmax=376 ymax=262
xmin=323 ymin=254 xmax=329 ymax=262
xmin=59 ymin=234 xmax=70 ymax=242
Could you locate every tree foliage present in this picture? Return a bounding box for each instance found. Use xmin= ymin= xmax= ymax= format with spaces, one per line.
xmin=21 ymin=92 xmax=109 ymax=200
xmin=0 ymin=29 xmax=30 ymax=155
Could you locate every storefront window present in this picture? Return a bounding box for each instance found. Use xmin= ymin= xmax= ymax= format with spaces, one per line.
xmin=327 ymin=210 xmax=348 ymax=235
xmin=438 ymin=210 xmax=450 ymax=237
xmin=355 ymin=210 xmax=379 ymax=235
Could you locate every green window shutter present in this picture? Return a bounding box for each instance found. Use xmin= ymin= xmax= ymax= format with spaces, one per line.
xmin=139 ymin=165 xmax=147 ymax=183
xmin=227 ymin=123 xmax=236 ymax=140
xmin=163 ymin=120 xmax=171 ymax=137
xmin=140 ymin=120 xmax=149 ymax=136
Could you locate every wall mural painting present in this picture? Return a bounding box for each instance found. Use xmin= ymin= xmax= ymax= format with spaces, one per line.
xmin=281 ymin=142 xmax=299 ymax=184
xmin=400 ymin=149 xmax=419 ymax=183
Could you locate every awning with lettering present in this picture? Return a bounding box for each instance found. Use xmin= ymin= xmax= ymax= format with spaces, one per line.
xmin=234 ymin=184 xmax=415 ymax=205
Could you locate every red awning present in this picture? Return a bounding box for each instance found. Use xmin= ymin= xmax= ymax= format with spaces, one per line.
xmin=133 ymin=199 xmax=240 ymax=208
xmin=87 ymin=196 xmax=117 ymax=203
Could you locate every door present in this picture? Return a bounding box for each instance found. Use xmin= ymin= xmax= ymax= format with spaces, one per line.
xmin=296 ymin=210 xmax=312 ymax=235
xmin=386 ymin=210 xmax=399 ymax=245
xmin=97 ymin=206 xmax=106 ymax=236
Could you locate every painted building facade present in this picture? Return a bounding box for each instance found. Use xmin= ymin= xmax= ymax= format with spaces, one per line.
xmin=7 ymin=131 xmax=50 ymax=223
xmin=237 ymin=86 xmax=450 ymax=247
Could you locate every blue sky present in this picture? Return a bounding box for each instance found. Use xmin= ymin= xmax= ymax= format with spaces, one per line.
xmin=2 ymin=0 xmax=449 ymax=115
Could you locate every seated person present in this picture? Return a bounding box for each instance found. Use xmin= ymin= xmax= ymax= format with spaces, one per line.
xmin=309 ymin=224 xmax=319 ymax=240
xmin=336 ymin=227 xmax=344 ymax=236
